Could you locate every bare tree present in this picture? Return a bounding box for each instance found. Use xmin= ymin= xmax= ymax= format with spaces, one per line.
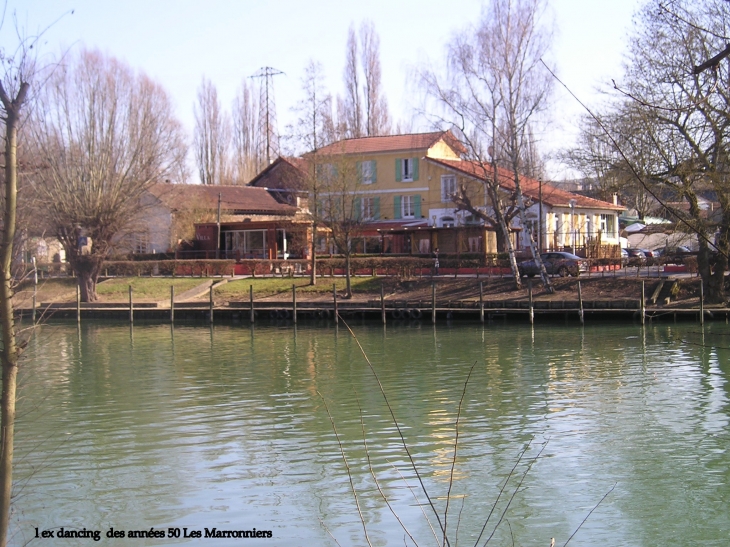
xmin=341 ymin=24 xmax=363 ymax=139
xmin=194 ymin=78 xmax=231 ymax=185
xmin=231 ymin=79 xmax=263 ymax=184
xmin=318 ymin=153 xmax=366 ymax=298
xmin=289 ymin=60 xmax=336 ymax=285
xmin=601 ymin=0 xmax=730 ymax=302
xmin=30 ymin=48 xmax=188 ymax=302
xmin=0 ymin=10 xmax=51 ymax=543
xmin=422 ymin=0 xmax=554 ymax=291
xmin=360 ymin=20 xmax=390 ymax=136
xmin=562 ymin=112 xmax=655 ymax=218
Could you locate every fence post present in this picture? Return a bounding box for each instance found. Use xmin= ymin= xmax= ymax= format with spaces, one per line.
xmin=578 ymin=280 xmax=584 ymax=325
xmin=210 ymin=285 xmax=214 ymax=324
xmin=700 ymin=282 xmax=704 ymax=326
xmin=170 ymin=285 xmax=175 ymax=323
xmin=480 ymin=281 xmax=484 ymax=323
xmin=129 ymin=285 xmax=133 ymax=324
xmin=292 ymin=284 xmax=297 ymax=325
xmin=431 ymin=282 xmax=436 ymax=324
xmin=641 ymin=281 xmax=645 ymax=325
xmin=333 ymin=283 xmax=338 ymax=324
xmin=32 ymin=257 xmax=37 ymax=323
xmin=249 ymin=285 xmax=254 ymax=324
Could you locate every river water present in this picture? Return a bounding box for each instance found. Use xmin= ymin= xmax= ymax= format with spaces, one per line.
xmin=12 ymin=320 xmax=730 ymax=546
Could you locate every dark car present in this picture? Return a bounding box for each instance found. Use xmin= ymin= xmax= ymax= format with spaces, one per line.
xmin=518 ymin=252 xmax=588 ymax=278
xmin=655 ymin=246 xmax=693 ymax=264
xmin=624 ymin=248 xmax=650 ymax=265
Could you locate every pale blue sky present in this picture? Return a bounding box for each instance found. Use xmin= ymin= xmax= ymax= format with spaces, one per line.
xmin=7 ymin=0 xmax=641 ymax=180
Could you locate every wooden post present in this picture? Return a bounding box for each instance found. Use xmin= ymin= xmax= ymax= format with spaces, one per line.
xmin=249 ymin=285 xmax=254 ymax=323
xmin=129 ymin=285 xmax=134 ymax=324
xmin=479 ymin=281 xmax=484 ymax=323
xmin=641 ymin=280 xmax=645 ymax=325
xmin=292 ymin=284 xmax=297 ymax=324
xmin=333 ymin=283 xmax=338 ymax=324
xmin=528 ymin=279 xmax=534 ymax=325
xmin=76 ymin=284 xmax=81 ymax=323
xmin=578 ymin=280 xmax=584 ymax=325
xmin=32 ymin=257 xmax=37 ymax=323
xmin=699 ymin=283 xmax=705 ymax=323
xmin=209 ymin=285 xmax=214 ymax=324
xmin=381 ymin=282 xmax=386 ymax=324
xmin=431 ymin=281 xmax=436 ymax=324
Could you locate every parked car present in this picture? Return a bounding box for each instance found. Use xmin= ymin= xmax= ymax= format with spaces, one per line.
xmin=655 ymin=246 xmax=693 ymax=264
xmin=620 ymin=248 xmax=629 ymax=267
xmin=518 ymin=252 xmax=588 ymax=277
xmin=624 ymin=248 xmax=649 ymax=264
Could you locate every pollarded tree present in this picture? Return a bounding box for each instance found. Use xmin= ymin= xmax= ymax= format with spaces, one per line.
xmin=30 ymin=48 xmax=188 ymax=301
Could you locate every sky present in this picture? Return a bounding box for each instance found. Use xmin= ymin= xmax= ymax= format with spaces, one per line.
xmin=6 ymin=0 xmax=641 ymax=181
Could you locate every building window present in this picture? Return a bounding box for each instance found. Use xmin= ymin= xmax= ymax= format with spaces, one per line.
xmin=360 ymin=160 xmax=376 ymax=184
xmin=402 ymin=195 xmax=414 ymax=218
xmin=396 ymin=157 xmax=419 ymax=182
xmin=360 ymin=197 xmax=380 ymax=220
xmin=441 ymin=175 xmax=456 ymax=202
xmin=600 ymin=214 xmax=615 ymax=236
xmin=403 ymin=158 xmax=413 ymax=181
xmin=134 ymin=232 xmax=150 ymax=254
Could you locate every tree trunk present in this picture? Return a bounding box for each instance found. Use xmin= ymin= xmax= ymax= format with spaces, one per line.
xmin=72 ymin=255 xmax=103 ymax=303
xmin=0 ymin=81 xmax=27 ymax=547
xmin=310 ymin=222 xmax=317 ymax=286
xmin=704 ymin=217 xmax=728 ymax=304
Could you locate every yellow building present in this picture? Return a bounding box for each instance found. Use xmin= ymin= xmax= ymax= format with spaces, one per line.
xmin=251 ymin=131 xmax=623 ymax=257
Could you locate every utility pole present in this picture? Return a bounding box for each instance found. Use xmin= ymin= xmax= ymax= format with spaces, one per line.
xmin=251 ymin=66 xmax=284 ymax=165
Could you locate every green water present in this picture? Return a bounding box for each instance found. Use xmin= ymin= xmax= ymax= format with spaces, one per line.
xmin=11 ymin=320 xmax=730 ymax=546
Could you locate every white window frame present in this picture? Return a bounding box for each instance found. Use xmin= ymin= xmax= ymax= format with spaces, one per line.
xmin=441 ymin=175 xmax=456 ymax=202
xmin=600 ymin=213 xmax=615 ymax=237
xmin=362 ymin=197 xmax=375 ymax=220
xmin=361 ymin=161 xmax=374 ymax=184
xmin=402 ymin=158 xmax=413 ymax=182
xmin=402 ymin=195 xmax=415 ymax=218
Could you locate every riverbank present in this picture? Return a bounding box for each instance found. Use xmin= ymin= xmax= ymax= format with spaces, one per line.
xmin=11 ymin=274 xmax=726 ymax=323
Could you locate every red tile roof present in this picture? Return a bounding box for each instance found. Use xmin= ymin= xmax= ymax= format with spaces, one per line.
xmin=315 ymin=130 xmax=466 ymax=156
xmin=427 ymin=158 xmax=624 ymax=211
xmin=148 ymin=183 xmax=297 ymax=215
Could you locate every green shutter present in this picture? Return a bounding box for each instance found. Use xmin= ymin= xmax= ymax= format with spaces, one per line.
xmin=394 ymin=195 xmax=402 ymax=219
xmin=356 ymin=161 xmax=363 ymax=183
xmin=354 ymin=197 xmax=361 ymax=220
xmin=414 ymin=195 xmax=422 ymax=218
xmin=373 ymin=197 xmax=380 ymax=220
xmin=412 ymin=158 xmax=419 ymax=181
xmin=395 ymin=158 xmax=402 ymax=182
xmin=371 ymin=160 xmax=377 ymax=183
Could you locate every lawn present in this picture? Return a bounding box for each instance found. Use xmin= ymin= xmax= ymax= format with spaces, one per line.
xmin=95 ymin=277 xmax=213 ymax=301
xmin=12 ymin=278 xmax=78 ymax=306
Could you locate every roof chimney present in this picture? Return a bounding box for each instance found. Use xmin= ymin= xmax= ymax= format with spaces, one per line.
xmin=612 ymin=192 xmax=618 ymax=206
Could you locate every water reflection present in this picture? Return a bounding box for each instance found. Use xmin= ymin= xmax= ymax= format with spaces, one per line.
xmin=12 ymin=322 xmax=730 ymax=546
